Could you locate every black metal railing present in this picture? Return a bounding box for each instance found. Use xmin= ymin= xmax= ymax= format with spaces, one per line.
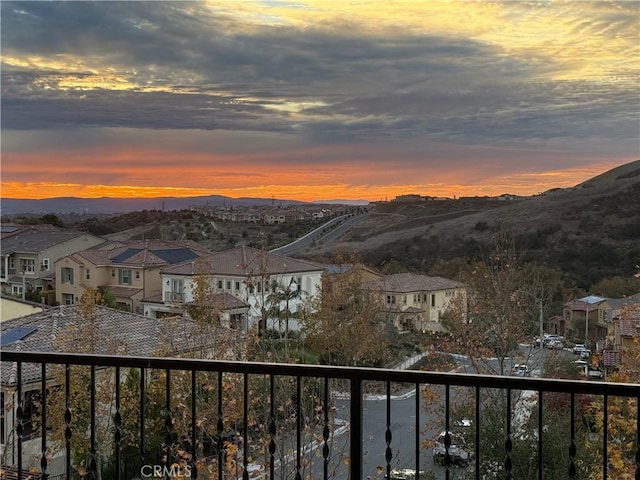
xmin=2 ymin=351 xmax=639 ymax=480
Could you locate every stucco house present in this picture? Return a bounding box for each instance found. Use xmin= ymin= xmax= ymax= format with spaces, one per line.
xmin=144 ymin=246 xmax=325 ymax=332
xmin=0 ymin=225 xmax=105 ymax=300
xmin=363 ymin=273 xmax=466 ymax=332
xmin=562 ymin=293 xmax=640 ymax=346
xmin=0 ymin=295 xmax=48 ymax=323
xmin=54 ymin=239 xmax=213 ymax=313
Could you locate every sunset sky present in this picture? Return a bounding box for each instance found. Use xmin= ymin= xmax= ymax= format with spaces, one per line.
xmin=1 ymin=1 xmax=638 ymax=202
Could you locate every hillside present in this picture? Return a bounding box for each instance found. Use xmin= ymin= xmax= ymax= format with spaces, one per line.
xmin=298 ymin=160 xmax=640 ymax=289
xmin=4 ymin=161 xmax=638 ymax=291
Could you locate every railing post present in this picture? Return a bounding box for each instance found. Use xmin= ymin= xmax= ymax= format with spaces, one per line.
xmin=350 ymin=378 xmax=362 ymax=480
xmin=41 ymin=363 xmax=48 ymax=479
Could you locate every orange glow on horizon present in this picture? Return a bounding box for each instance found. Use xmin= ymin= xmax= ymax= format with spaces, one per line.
xmin=0 ymin=161 xmax=624 ymax=203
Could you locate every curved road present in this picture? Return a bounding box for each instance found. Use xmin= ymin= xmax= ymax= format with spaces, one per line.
xmin=270 ymin=213 xmax=369 ymax=256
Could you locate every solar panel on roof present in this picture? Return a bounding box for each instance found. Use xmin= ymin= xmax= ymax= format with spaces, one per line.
xmin=152 ymin=248 xmax=199 ymax=264
xmin=111 ymin=248 xmax=143 ymax=263
xmin=1 ymin=326 xmax=37 ymax=346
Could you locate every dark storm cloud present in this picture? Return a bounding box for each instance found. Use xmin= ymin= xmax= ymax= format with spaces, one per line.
xmin=1 ymin=0 xmax=638 ymax=150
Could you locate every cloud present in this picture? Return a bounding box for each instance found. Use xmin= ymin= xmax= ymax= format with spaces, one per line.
xmin=0 ymin=1 xmax=638 ymax=200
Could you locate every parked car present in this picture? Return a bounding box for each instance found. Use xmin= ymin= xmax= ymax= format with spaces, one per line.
xmin=433 ymin=419 xmax=473 ymax=467
xmin=512 ymin=364 xmax=530 ymax=377
xmin=586 ymin=366 xmax=605 ymax=379
xmin=580 ymin=349 xmax=592 ymax=359
xmin=387 ymin=469 xmax=425 ymax=480
xmin=572 ymin=344 xmax=586 ymax=355
xmin=543 ymin=334 xmax=564 ymax=348
xmin=547 ymin=339 xmax=563 ymax=350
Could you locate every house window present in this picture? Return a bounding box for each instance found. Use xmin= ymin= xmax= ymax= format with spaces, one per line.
xmin=63 ymin=293 xmax=74 ymax=305
xmin=112 ymin=269 xmax=116 ymax=277
xmin=12 ymin=285 xmax=23 ymax=296
xmin=136 ymin=270 xmax=140 ymax=280
xmin=61 ymin=267 xmax=74 ymax=284
xmin=387 ymin=295 xmax=396 ymax=305
xmin=86 ymin=269 xmax=90 ymax=280
xmin=431 ymin=294 xmax=436 ymax=307
xmin=217 ymin=280 xmax=223 ymax=289
xmin=9 ymin=257 xmax=14 ymax=270
xmin=118 ymin=269 xmax=132 ymax=285
xmin=41 ymin=258 xmax=50 ymax=271
xmin=235 ymin=281 xmax=240 ymax=291
xmin=226 ymin=280 xmax=231 ymax=290
xmin=249 ymin=284 xmax=254 ymax=294
xmin=171 ymin=279 xmax=183 ymax=292
xmin=20 ymin=258 xmax=35 ymax=273
xmin=296 ymin=277 xmax=302 ymax=291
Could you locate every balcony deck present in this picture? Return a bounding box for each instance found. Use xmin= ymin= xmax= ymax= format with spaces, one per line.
xmin=2 ymin=350 xmax=639 ymax=480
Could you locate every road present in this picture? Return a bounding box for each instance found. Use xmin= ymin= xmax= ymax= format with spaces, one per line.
xmin=273 ymin=347 xmax=582 ymax=480
xmin=270 ymin=213 xmax=369 ymax=256
xmin=288 ymin=387 xmax=469 ymax=480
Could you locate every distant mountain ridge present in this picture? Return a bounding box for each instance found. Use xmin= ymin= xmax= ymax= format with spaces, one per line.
xmin=0 ymin=194 xmax=309 ymax=215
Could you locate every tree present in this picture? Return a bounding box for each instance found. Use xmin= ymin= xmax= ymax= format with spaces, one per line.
xmin=185 ymin=258 xmax=224 ymax=326
xmin=514 ymin=263 xmax=563 ymax=344
xmin=266 ymin=277 xmax=304 ymax=359
xmin=590 ymin=275 xmax=640 ymax=298
xmin=302 ymin=258 xmax=389 ymax=366
xmin=441 ymin=231 xmax=531 ymax=375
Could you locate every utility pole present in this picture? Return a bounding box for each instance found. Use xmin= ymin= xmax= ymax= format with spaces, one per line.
xmin=585 ymin=302 xmax=590 ymax=349
xmin=538 ymin=297 xmax=544 ymax=358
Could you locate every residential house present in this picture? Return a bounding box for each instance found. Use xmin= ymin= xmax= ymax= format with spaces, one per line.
xmin=54 ymin=239 xmax=212 ymax=313
xmin=322 ymin=263 xmax=382 ymax=285
xmin=0 ymin=225 xmax=105 ymax=299
xmin=145 ymin=246 xmax=325 ymax=332
xmin=562 ymin=294 xmax=640 ymax=347
xmin=0 ymin=295 xmax=48 ymax=322
xmin=602 ymin=304 xmax=640 ymax=374
xmin=364 ymin=273 xmax=466 ymax=332
xmin=0 ymin=304 xmax=239 ymax=477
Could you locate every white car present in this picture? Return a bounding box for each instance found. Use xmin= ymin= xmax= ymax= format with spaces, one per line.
xmin=572 ymin=344 xmax=586 ymax=355
xmin=512 ymin=364 xmax=530 ymax=377
xmin=586 ymin=366 xmax=604 ymax=379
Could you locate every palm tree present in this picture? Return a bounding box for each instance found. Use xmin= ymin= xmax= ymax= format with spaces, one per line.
xmin=267 ymin=277 xmax=304 ymax=359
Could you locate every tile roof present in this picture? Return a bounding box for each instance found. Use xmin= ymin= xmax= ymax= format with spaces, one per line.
xmin=364 ymin=273 xmax=464 ymax=293
xmin=106 ymin=286 xmax=143 ymax=298
xmin=603 ymin=349 xmax=622 ymax=368
xmin=322 ymin=263 xmax=382 ymax=277
xmin=1 ymin=228 xmax=103 ymax=254
xmin=0 ymin=305 xmax=229 ymax=386
xmin=619 ymin=316 xmax=640 ymax=337
xmin=162 ymin=246 xmax=325 ymax=276
xmin=70 ymin=239 xmax=212 ymax=268
xmin=187 ymin=292 xmax=249 ymax=311
xmin=606 ymin=293 xmax=640 ymax=311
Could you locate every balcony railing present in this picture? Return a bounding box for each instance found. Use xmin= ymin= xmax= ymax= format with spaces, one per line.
xmin=164 ymin=292 xmax=184 ymax=303
xmin=2 ymin=351 xmax=639 ymax=480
